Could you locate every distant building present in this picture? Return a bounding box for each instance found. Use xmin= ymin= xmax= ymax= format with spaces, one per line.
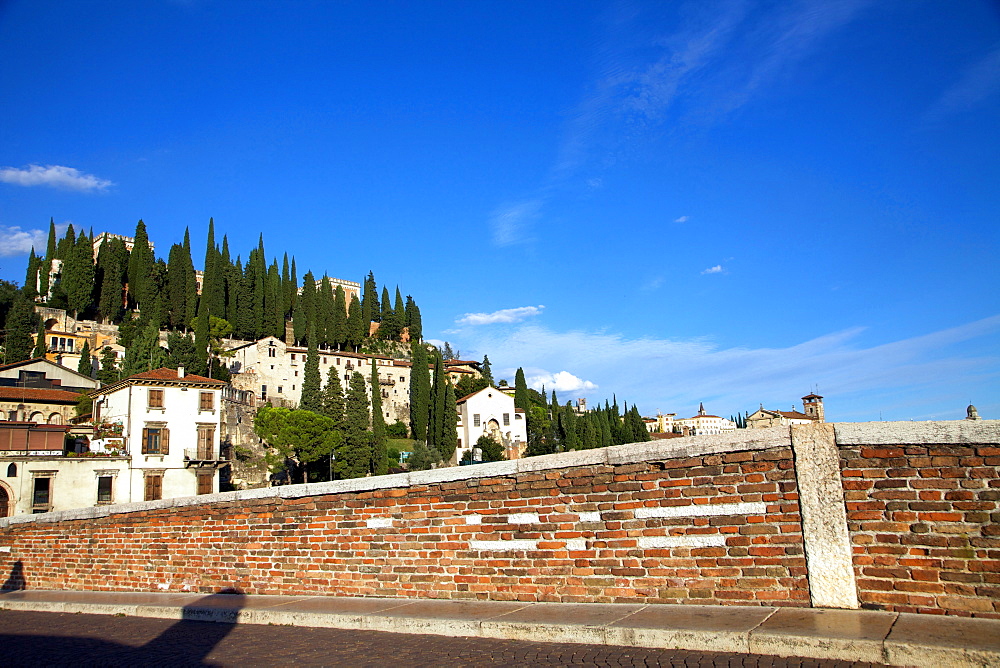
xmin=746 ymin=394 xmax=825 ymax=429
xmin=673 ymin=403 xmax=736 ymax=436
xmin=0 ymin=358 xmax=100 ymax=425
xmin=455 ymin=386 xmax=527 ymax=463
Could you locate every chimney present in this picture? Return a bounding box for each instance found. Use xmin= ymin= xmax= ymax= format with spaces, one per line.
xmin=178 ymin=366 xmax=185 ymax=378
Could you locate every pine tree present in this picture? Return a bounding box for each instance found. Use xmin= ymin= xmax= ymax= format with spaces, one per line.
xmin=442 ymin=342 xmax=454 ymax=360
xmin=121 ymin=321 xmax=167 ymax=377
xmin=338 ymin=371 xmax=372 ymax=479
xmin=78 ymin=341 xmax=93 ymax=376
xmin=481 ymin=355 xmax=494 ymax=386
xmin=370 ymin=361 xmax=388 ymax=475
xmin=299 ymin=324 xmax=322 ymax=412
xmin=166 ymin=331 xmax=200 ymax=372
xmin=409 ymin=341 xmax=430 ymax=441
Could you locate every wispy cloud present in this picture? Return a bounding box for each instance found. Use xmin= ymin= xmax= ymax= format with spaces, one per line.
xmin=527 ymin=370 xmax=598 ymax=394
xmin=0 ymin=225 xmax=48 ymax=256
xmin=450 ymin=315 xmax=1000 ymax=422
xmin=490 ymin=199 xmax=542 ymax=247
xmin=923 ymin=44 xmax=1000 ymax=124
xmin=0 ymin=164 xmax=113 ymax=192
xmin=673 ymin=215 xmax=689 ymax=223
xmin=457 ymin=305 xmax=545 ymax=326
xmin=701 ymin=265 xmax=724 ymax=275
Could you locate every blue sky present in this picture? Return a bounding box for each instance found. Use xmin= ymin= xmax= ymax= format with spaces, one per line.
xmin=1 ymin=0 xmax=998 ymax=422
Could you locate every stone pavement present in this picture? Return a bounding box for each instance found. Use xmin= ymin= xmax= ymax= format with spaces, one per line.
xmin=1 ymin=590 xmax=997 ymax=667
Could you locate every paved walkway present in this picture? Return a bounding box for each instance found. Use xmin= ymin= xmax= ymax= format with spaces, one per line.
xmin=1 ymin=590 xmax=997 ymax=667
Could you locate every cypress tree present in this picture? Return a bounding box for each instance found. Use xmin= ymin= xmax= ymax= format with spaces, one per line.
xmin=361 ymin=271 xmax=378 ymax=325
xmin=193 ymin=310 xmax=210 ymax=376
xmin=316 ymin=276 xmax=335 ymax=348
xmin=63 ymin=228 xmax=93 ymax=319
xmin=264 ymin=260 xmax=282 ymax=339
xmin=4 ymin=297 xmax=37 ymax=363
xmin=292 ymin=271 xmax=316 ymax=345
xmin=346 ymin=293 xmax=364 ymax=351
xmin=514 ymin=367 xmax=530 ymax=413
xmin=380 ymin=286 xmax=392 ymax=325
xmin=338 ymin=371 xmax=372 ymax=479
xmin=38 ymin=219 xmax=57 ymax=301
xmin=97 ymin=346 xmax=119 ymax=385
xmin=439 ymin=379 xmax=458 ymax=461
xmin=128 ymin=219 xmax=154 ymax=310
xmin=321 ymin=366 xmax=346 ymax=429
xmin=183 ymin=228 xmax=198 ymax=328
xmin=299 ymin=324 xmax=322 ymax=412
xmin=331 ymin=285 xmax=347 ymax=350
xmin=288 ymin=257 xmax=298 ymax=319
xmin=56 ymin=223 xmax=75 ymax=260
xmin=33 ymin=326 xmax=46 ymax=359
xmin=97 ymin=238 xmax=126 ymax=324
xmin=370 ymin=361 xmax=388 ymax=475
xmin=409 ymin=341 xmax=430 ymax=442
xmin=166 ymin=243 xmax=186 ymax=329
xmin=281 ymin=253 xmax=291 ymax=320
xmin=45 ymin=218 xmax=57 ymax=259
xmin=482 ymin=355 xmax=494 ymax=386
xmin=251 ymin=236 xmax=266 ymax=337
xmin=78 ymin=341 xmax=93 ymax=376
xmin=427 ymin=353 xmax=446 ymax=450
xmin=23 ymin=249 xmax=39 ymax=301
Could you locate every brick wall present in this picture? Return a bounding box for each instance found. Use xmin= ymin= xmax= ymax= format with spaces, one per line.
xmin=841 ymin=441 xmax=999 ymax=618
xmin=2 ymin=422 xmax=998 ymax=617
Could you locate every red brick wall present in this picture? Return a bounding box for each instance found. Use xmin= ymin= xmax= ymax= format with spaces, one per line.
xmin=0 ymin=447 xmax=807 ymax=606
xmin=841 ymin=444 xmax=1000 ymax=618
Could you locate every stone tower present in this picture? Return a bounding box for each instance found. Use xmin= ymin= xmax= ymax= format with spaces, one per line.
xmin=802 ymin=393 xmax=825 ymax=422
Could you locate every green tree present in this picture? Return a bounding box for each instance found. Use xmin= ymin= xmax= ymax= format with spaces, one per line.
xmin=481 ymin=355 xmax=494 ymax=386
xmin=63 ymin=228 xmax=94 ymax=319
xmin=346 ymin=293 xmax=364 ymax=350
xmin=361 ymin=271 xmax=378 ymax=325
xmin=97 ymin=346 xmax=120 ymax=385
xmin=22 ymin=249 xmax=39 ymax=301
xmin=33 ymin=327 xmax=46 ymax=359
xmin=476 ymin=434 xmax=505 ymax=462
xmin=370 ymin=361 xmax=388 ymax=475
xmin=404 ymin=295 xmax=422 ymax=342
xmin=338 ymin=371 xmax=372 ymax=479
xmin=292 ymin=270 xmax=316 ymax=345
xmin=207 ymin=315 xmax=234 ymax=379
xmin=3 ymin=297 xmax=37 ymax=363
xmin=331 ymin=285 xmax=347 ymax=350
xmin=78 ymin=341 xmax=93 ymax=376
xmin=320 ymin=366 xmax=346 ymax=429
xmin=406 ymin=441 xmax=441 ymax=471
xmin=97 ymin=237 xmax=127 ymax=324
xmin=254 ymin=405 xmax=341 ymax=484
xmin=121 ymin=321 xmax=168 ymax=377
xmin=299 ymin=324 xmax=322 ymax=412
xmin=127 ymin=219 xmax=155 ymax=310
xmin=514 ymin=368 xmax=530 ymax=413
xmin=409 ymin=341 xmax=430 ymax=441
xmin=39 ymin=218 xmax=57 ymax=300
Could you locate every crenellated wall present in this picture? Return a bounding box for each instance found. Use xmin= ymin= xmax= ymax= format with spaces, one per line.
xmin=1 ymin=421 xmax=997 ymax=618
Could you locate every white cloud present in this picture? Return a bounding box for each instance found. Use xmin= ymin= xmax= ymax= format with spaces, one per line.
xmin=457 ymin=305 xmax=545 ymax=326
xmin=701 ymin=265 xmax=724 ymax=274
xmin=674 ymin=215 xmax=689 ymax=223
xmin=490 ymin=199 xmax=542 ymax=247
xmin=0 ymin=164 xmax=113 ymax=192
xmin=527 ymin=371 xmax=598 ymax=394
xmin=444 ymin=315 xmax=1000 ymax=422
xmin=0 ymin=225 xmax=49 ymax=256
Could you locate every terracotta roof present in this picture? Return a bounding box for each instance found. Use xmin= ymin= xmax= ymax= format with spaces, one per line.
xmin=802 ymin=393 xmax=823 ymax=400
xmin=778 ymin=410 xmax=815 ymax=420
xmin=128 ymin=368 xmax=225 ymax=384
xmin=0 ymin=386 xmax=83 ymax=403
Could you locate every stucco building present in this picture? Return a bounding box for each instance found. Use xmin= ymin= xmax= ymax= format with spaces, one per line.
xmin=746 ymin=394 xmax=825 ymax=429
xmin=673 ymin=403 xmax=737 ymax=436
xmin=455 ymin=386 xmax=527 ymax=463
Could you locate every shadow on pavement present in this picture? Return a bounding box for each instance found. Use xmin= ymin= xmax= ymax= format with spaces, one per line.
xmin=0 ymin=587 xmax=246 ymax=667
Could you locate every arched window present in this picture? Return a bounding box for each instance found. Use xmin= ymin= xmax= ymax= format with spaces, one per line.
xmin=6 ymin=463 xmax=16 ymax=477
xmin=47 ymin=413 xmax=63 ymax=425
xmin=29 ymin=411 xmax=44 ymax=424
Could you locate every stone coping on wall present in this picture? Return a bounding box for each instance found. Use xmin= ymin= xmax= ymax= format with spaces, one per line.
xmin=2 ymin=420 xmax=995 ymax=529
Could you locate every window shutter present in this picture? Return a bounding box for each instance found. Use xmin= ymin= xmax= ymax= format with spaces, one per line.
xmin=144 ymin=475 xmax=154 ymax=501
xmin=154 ymin=475 xmax=162 ymax=499
xmin=141 ymin=428 xmax=150 ymax=454
xmin=160 ymin=428 xmax=170 ymax=455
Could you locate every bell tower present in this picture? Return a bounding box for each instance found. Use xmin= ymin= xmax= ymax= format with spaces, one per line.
xmin=802 ymin=393 xmax=824 ymax=422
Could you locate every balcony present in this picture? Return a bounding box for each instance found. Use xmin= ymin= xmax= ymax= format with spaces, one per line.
xmin=184 ymin=448 xmax=227 ymax=467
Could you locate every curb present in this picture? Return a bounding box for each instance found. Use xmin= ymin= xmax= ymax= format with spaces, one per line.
xmin=1 ymin=592 xmax=998 ymax=667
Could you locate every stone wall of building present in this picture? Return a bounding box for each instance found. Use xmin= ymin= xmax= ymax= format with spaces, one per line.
xmin=1 ymin=421 xmax=997 ymax=618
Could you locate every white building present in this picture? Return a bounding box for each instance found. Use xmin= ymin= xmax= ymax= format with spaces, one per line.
xmin=89 ymin=367 xmax=226 ymax=503
xmin=0 ymin=366 xmax=226 ymax=517
xmin=673 ymin=403 xmax=737 ymax=436
xmin=226 ymin=336 xmax=413 ymax=425
xmin=455 ymin=386 xmax=527 ymax=463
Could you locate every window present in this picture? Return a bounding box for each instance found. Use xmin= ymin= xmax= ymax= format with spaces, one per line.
xmin=294 ymin=370 xmax=298 ymax=377
xmin=197 ymin=425 xmax=215 ymax=459
xmin=97 ymin=476 xmax=113 ymax=504
xmin=261 ymin=385 xmax=268 ymax=400
xmin=322 ymin=357 xmax=327 ymax=364
xmin=473 ymin=414 xmax=480 ymax=427
xmin=6 ymin=463 xmax=15 ymax=477
xmin=277 ymin=386 xmax=283 ymax=394
xmin=197 ymin=473 xmax=214 ymax=495
xmin=141 ymin=426 xmax=169 ymax=455
xmin=503 ymin=413 xmax=510 ymax=426
xmin=32 ymin=474 xmax=53 ymax=512
xmin=148 ymin=389 xmax=164 ymax=409
xmin=199 ymin=392 xmax=214 ymax=411
xmin=290 ymin=354 xmax=296 ymax=361
xmin=144 ymin=473 xmax=163 ymax=501
xmin=268 ymin=348 xmax=276 ymax=358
